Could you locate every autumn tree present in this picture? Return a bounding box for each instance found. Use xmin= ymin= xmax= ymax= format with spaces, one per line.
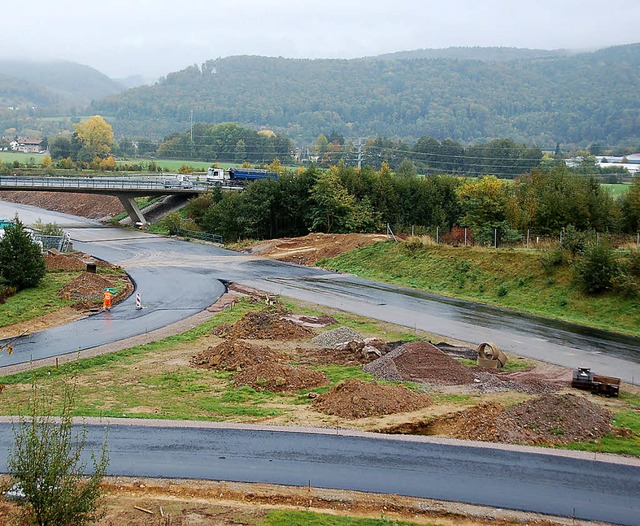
xmin=73 ymin=116 xmax=114 ymax=159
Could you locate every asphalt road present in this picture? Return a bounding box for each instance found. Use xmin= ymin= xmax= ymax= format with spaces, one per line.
xmin=2 ymin=201 xmax=640 ymax=523
xmin=0 ymin=200 xmax=639 ymax=382
xmin=0 ymin=421 xmax=638 ymax=525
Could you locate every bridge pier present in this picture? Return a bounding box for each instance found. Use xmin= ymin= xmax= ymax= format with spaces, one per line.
xmin=118 ymin=195 xmax=147 ymax=225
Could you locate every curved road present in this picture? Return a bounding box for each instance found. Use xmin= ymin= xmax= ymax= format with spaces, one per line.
xmin=2 ymin=200 xmax=637 ymax=382
xmin=1 ymin=201 xmax=640 ymax=523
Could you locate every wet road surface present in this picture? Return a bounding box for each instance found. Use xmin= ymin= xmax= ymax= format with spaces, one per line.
xmin=0 ymin=421 xmax=638 ymax=525
xmin=0 ymin=201 xmax=638 ymax=382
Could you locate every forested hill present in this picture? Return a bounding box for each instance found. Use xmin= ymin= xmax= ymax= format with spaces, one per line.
xmin=0 ymin=60 xmax=125 ymax=111
xmin=91 ymin=44 xmax=640 ymax=147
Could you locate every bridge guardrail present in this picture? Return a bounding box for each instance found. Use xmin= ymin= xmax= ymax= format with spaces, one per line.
xmin=176 ymin=228 xmax=223 ymax=244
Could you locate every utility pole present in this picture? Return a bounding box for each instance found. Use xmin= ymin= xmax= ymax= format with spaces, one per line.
xmin=190 ymin=110 xmax=194 ymax=159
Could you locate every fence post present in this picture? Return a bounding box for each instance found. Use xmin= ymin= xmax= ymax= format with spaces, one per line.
xmin=436 ymin=226 xmax=439 ymax=244
xmin=464 ymin=227 xmax=467 ymax=247
xmin=526 ymin=229 xmax=530 ymax=249
xmin=637 ymin=232 xmax=639 ymax=247
xmin=494 ymin=228 xmax=497 ymax=249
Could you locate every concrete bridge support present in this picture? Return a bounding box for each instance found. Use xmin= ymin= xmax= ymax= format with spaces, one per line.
xmin=118 ymin=195 xmax=146 ymax=225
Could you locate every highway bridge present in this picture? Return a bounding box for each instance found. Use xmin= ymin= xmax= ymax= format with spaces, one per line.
xmin=0 ymin=175 xmax=224 ymax=224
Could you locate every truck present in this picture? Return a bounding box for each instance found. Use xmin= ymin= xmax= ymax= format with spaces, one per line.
xmin=206 ymin=167 xmax=278 ymax=187
xmin=571 ymin=367 xmax=620 ymax=397
xmin=163 ymin=174 xmax=194 ymax=189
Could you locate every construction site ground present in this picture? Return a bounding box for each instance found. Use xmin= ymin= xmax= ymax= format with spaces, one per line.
xmin=0 ymin=193 xmax=637 ymax=525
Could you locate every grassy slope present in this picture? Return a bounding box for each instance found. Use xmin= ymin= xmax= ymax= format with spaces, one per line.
xmin=317 ymin=241 xmax=640 ymax=337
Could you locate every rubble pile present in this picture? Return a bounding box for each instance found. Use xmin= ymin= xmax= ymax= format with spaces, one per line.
xmin=212 ymin=311 xmax=314 ymax=341
xmin=313 ymin=378 xmax=431 ymax=419
xmin=311 ymin=327 xmax=365 ymax=348
xmin=233 ymin=362 xmax=329 ymax=392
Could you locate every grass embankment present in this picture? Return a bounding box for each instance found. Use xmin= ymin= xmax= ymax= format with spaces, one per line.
xmin=317 ymin=241 xmax=640 ymax=337
xmin=0 ymin=266 xmax=128 ymax=329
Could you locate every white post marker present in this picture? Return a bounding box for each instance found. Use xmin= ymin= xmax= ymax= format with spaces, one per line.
xmin=135 ymin=293 xmax=142 ymax=310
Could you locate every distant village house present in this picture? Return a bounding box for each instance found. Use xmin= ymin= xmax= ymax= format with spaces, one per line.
xmin=10 ymin=137 xmax=43 ymax=153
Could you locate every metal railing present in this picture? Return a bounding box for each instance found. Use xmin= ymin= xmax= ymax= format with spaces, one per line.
xmin=176 ymin=228 xmax=224 ymax=244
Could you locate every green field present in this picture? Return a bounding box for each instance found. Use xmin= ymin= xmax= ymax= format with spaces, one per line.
xmin=603 ymin=182 xmax=633 ymax=197
xmin=0 ymin=152 xmax=45 ymax=165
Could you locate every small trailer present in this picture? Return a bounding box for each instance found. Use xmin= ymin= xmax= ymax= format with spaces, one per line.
xmin=571 ymin=367 xmax=620 ymax=397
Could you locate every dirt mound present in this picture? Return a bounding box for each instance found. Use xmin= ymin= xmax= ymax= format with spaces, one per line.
xmin=212 ymin=311 xmax=314 ymax=341
xmin=408 ymin=394 xmax=612 ymax=445
xmin=233 ymin=362 xmax=329 ymax=392
xmin=365 ymin=341 xmax=475 ymax=386
xmin=500 ymin=393 xmax=612 ymax=444
xmin=191 ymin=340 xmax=286 ymax=371
xmin=57 ymin=272 xmax=116 ymax=302
xmin=0 ymin=191 xmax=124 ymax=219
xmin=44 ymin=253 xmax=88 ymax=271
xmin=242 ymin=233 xmax=388 ymax=265
xmin=313 ymin=378 xmax=431 ymax=419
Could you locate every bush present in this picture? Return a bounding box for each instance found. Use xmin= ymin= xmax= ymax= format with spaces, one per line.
xmin=9 ymin=380 xmax=109 ymax=526
xmin=539 ymin=248 xmax=567 ymax=275
xmin=0 ymin=217 xmax=46 ymax=290
xmin=403 ymin=235 xmax=435 ymax=254
xmin=560 ymin=225 xmax=591 ymax=256
xmin=575 ymin=241 xmax=620 ymax=294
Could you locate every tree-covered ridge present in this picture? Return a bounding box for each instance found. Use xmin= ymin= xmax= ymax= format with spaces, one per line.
xmin=0 ymin=60 xmax=125 ymax=107
xmin=372 ymin=46 xmax=568 ymax=62
xmin=92 ymin=44 xmax=640 ymax=146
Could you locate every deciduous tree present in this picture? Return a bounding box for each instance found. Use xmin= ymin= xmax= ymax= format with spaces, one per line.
xmin=73 ymin=116 xmax=114 ymax=158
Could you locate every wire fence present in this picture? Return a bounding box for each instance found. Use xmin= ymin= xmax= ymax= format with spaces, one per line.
xmin=390 ymin=225 xmax=640 ymax=250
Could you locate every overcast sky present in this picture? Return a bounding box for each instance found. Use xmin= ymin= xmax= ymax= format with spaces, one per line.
xmin=4 ymin=0 xmax=640 ymax=80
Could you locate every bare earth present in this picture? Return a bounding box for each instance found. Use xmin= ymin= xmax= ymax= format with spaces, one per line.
xmin=0 ymin=192 xmax=631 ymax=525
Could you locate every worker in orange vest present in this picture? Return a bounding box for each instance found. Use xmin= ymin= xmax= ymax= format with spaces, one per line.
xmin=103 ymin=290 xmax=113 ymax=311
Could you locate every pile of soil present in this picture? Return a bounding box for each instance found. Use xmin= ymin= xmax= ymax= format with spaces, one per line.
xmin=57 ymin=272 xmax=117 ymax=302
xmin=242 ymin=233 xmax=388 ymax=265
xmin=191 ymin=340 xmax=286 ymax=371
xmin=44 ymin=253 xmax=88 ymax=271
xmin=233 ymin=362 xmax=329 ymax=392
xmin=212 ymin=311 xmax=314 ymax=341
xmin=313 ymin=378 xmax=432 ymax=419
xmin=365 ymin=341 xmax=475 ymax=386
xmin=411 ymin=394 xmax=612 ymax=445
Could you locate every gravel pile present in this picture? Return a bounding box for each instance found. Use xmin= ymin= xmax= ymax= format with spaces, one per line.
xmin=470 ymin=371 xmax=561 ymax=395
xmin=364 ymin=341 xmax=475 ymax=386
xmin=311 ymin=327 xmax=365 ymax=348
